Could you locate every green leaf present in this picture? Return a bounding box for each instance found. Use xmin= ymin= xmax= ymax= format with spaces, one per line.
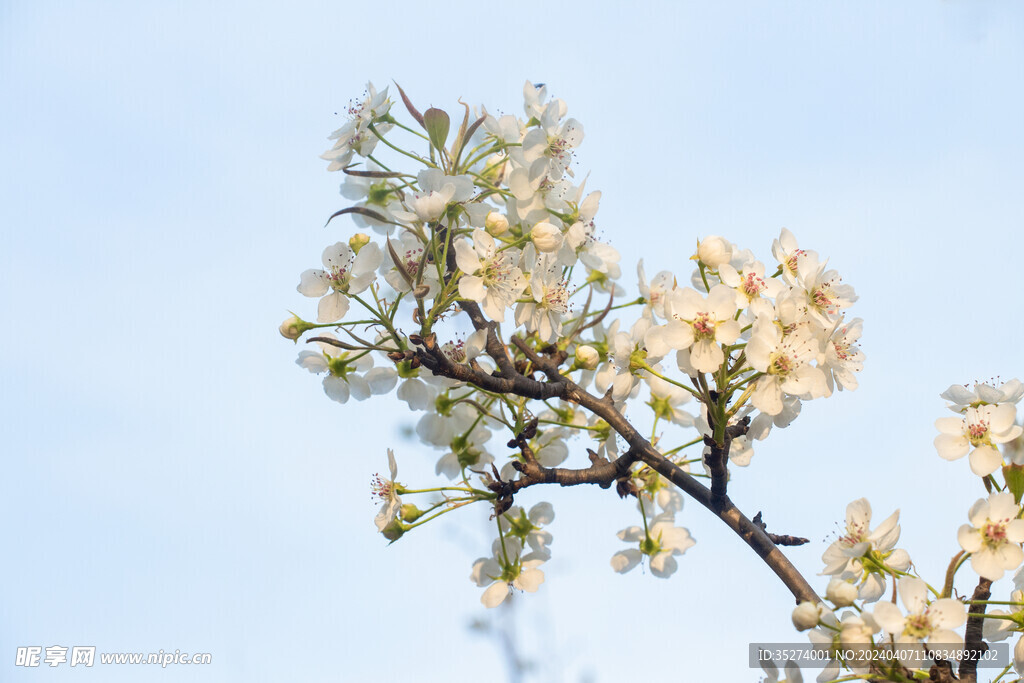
xmin=423 ymin=108 xmax=450 ymax=155
xmin=1004 ymin=464 xmax=1024 ymax=504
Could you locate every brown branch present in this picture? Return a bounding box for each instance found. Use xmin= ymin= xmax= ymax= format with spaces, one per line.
xmin=413 ymin=240 xmax=819 ymax=604
xmin=957 ymin=577 xmax=992 ymax=683
xmin=415 ymin=336 xmax=819 ymax=603
xmin=752 ymin=512 xmax=810 ymax=547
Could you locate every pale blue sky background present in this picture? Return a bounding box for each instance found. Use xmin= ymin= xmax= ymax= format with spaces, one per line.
xmin=2 ymin=2 xmax=1023 ymax=682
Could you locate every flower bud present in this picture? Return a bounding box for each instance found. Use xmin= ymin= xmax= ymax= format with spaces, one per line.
xmin=485 ymin=211 xmax=510 ymax=236
xmin=575 ymin=345 xmax=600 ymax=370
xmin=694 ymin=235 xmax=732 ymax=269
xmin=381 ymin=518 xmax=406 ymax=542
xmin=826 ymin=578 xmax=859 ymax=607
xmin=279 ymin=314 xmax=313 ymax=342
xmin=791 ymin=601 xmax=821 ymax=631
xmin=531 ymin=222 xmax=562 ymax=253
xmin=400 ymin=503 xmax=423 ymax=522
xmin=349 ymin=233 xmax=371 ymax=253
xmin=1013 ymin=589 xmax=1024 ymax=607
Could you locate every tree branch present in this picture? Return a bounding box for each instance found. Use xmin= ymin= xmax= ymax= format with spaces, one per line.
xmin=957 ymin=577 xmax=992 ymax=683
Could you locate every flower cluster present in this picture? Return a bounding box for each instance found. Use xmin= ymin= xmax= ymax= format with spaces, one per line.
xmin=282 ymin=82 xmax=871 ymax=622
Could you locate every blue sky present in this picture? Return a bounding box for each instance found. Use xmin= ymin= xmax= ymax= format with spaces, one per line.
xmin=2 ymin=2 xmax=1023 ymax=681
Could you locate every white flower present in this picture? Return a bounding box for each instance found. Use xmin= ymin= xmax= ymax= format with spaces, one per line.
xmin=295 ymin=333 xmax=376 ymax=404
xmin=611 ymin=512 xmax=695 ymax=578
xmin=718 ymin=260 xmax=784 ymax=315
xmin=942 ymin=378 xmax=1024 ymax=412
xmin=393 ymin=169 xmax=475 ymax=224
xmin=795 ymin=253 xmax=857 ymax=327
xmin=455 ymin=229 xmax=525 ymax=322
xmin=871 ymin=577 xmax=967 ymax=668
xmin=637 ymin=260 xmax=675 ymax=319
xmin=516 ymin=259 xmax=571 ymax=343
xmin=935 ymin=403 xmax=1023 ymax=476
xmin=771 ymin=228 xmax=813 ymax=286
xmin=645 ymin=368 xmax=696 ymax=428
xmin=297 ymin=241 xmax=383 ymax=322
xmin=1015 ymin=635 xmax=1024 ymax=676
xmin=821 ymin=317 xmax=864 ymax=395
xmin=382 ymin=230 xmax=441 ymax=296
xmin=643 ymin=284 xmax=741 ymax=371
xmin=957 ymin=491 xmax=1024 ymax=581
xmin=372 ymin=449 xmax=402 ymax=532
xmin=821 ymin=498 xmax=906 ymax=602
xmin=747 ymin=320 xmax=827 ymax=416
xmin=320 ymin=82 xmax=392 ymax=171
xmin=470 ymin=537 xmax=546 ymax=608
xmin=520 ymin=103 xmax=583 ymax=180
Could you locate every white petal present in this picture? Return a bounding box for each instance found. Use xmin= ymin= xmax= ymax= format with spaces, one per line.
xmin=317 ymin=292 xmax=349 ymax=323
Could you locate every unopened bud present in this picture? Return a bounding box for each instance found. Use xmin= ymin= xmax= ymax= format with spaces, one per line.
xmin=792 ymin=601 xmax=822 ymax=631
xmin=694 ymin=235 xmax=732 ymax=269
xmin=399 ymin=504 xmax=423 ymax=522
xmin=826 ymin=578 xmax=859 ymax=607
xmin=531 ymin=222 xmax=562 ymax=253
xmin=381 ymin=518 xmax=406 ymax=542
xmin=575 ymin=345 xmax=599 ymax=370
xmin=279 ymin=314 xmax=313 ymax=342
xmin=485 ymin=211 xmax=510 ymax=236
xmin=349 ymin=233 xmax=371 ymax=253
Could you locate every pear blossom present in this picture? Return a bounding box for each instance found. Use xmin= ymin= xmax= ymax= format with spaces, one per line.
xmin=611 ymin=512 xmax=695 ymax=578
xmin=795 ymin=253 xmax=858 ymax=327
xmin=718 ymin=260 xmax=784 ymax=316
xmin=821 ymin=317 xmax=864 ymax=395
xmin=382 ymin=230 xmax=440 ymax=296
xmin=942 ymin=378 xmax=1024 ymax=412
xmin=871 ymin=577 xmax=967 ymax=668
xmin=520 ymin=102 xmax=583 ymax=180
xmin=516 ymin=260 xmax=571 ymax=343
xmin=470 ymin=537 xmax=546 ymax=608
xmin=822 ymin=498 xmax=907 ymax=603
xmin=644 ymin=368 xmax=696 ymax=428
xmin=957 ymin=491 xmax=1024 ymax=580
xmin=771 ymin=228 xmax=813 ymax=286
xmin=298 ymin=241 xmax=383 ymax=322
xmin=320 ymin=83 xmax=392 ymax=172
xmin=643 ymin=284 xmax=741 ymax=371
xmin=747 ymin=320 xmax=828 ymax=416
xmin=637 ymin=260 xmax=675 ymax=319
xmin=372 ymin=449 xmax=402 ymax=532
xmin=498 ymin=503 xmax=555 ymax=560
xmin=296 ymin=333 xmax=376 ymax=404
xmin=934 ymin=403 xmax=1023 ymax=476
xmin=392 ymin=169 xmax=475 ymax=224
xmin=455 ymin=230 xmax=525 ymax=322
